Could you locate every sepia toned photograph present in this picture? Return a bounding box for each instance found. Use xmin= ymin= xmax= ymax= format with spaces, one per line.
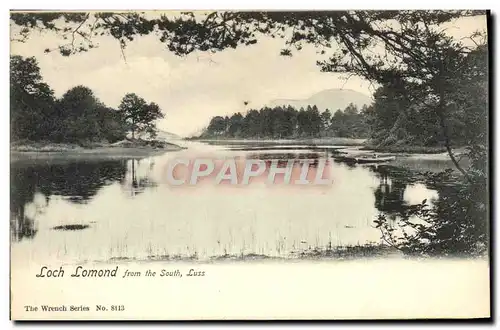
xmin=9 ymin=9 xmax=490 ymax=320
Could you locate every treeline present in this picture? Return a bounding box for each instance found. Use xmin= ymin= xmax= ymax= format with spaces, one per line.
xmin=10 ymin=55 xmax=164 ymax=144
xmin=202 ymin=103 xmax=371 ymax=139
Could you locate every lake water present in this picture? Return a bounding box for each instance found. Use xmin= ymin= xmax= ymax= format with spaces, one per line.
xmin=10 ymin=141 xmax=457 ymax=264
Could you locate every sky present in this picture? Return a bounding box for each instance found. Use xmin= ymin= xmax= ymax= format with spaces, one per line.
xmin=10 ymin=13 xmax=487 ymax=137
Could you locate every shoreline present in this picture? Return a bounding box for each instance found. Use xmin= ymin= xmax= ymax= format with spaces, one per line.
xmin=360 ymin=145 xmax=451 ymax=154
xmin=10 ymin=140 xmax=186 ymax=161
xmin=20 ymin=243 xmax=488 ymax=267
xmin=189 ymin=137 xmax=367 ymax=146
xmin=187 ymin=137 xmax=462 ymax=155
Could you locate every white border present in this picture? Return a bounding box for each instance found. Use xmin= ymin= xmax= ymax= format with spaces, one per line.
xmin=1 ymin=1 xmax=498 ymax=329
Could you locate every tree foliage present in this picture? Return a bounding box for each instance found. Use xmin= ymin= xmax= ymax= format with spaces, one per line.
xmin=118 ymin=93 xmax=164 ymax=139
xmin=368 ymin=43 xmax=488 ymax=257
xmin=10 ymin=55 xmax=163 ymax=144
xmin=10 ymin=55 xmax=55 ymax=140
xmin=11 ymin=11 xmax=481 ymax=59
xmin=202 ymin=103 xmax=370 ymax=139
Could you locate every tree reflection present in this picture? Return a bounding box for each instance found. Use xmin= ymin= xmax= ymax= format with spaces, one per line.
xmin=369 ymin=165 xmax=435 ymax=219
xmin=369 ymin=165 xmax=487 ymax=256
xmin=10 ymin=159 xmax=128 ymax=241
xmin=122 ymin=158 xmax=158 ymax=197
xmin=10 ymin=166 xmax=39 ymax=241
xmin=371 ymin=166 xmax=411 ymax=219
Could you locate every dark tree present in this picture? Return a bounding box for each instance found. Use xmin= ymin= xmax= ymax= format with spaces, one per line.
xmin=206 ymin=116 xmax=228 ymax=136
xmin=320 ymin=109 xmax=332 ymax=131
xmin=118 ymin=93 xmax=164 ymax=139
xmin=55 ymin=85 xmax=103 ymax=142
xmin=10 ymin=55 xmax=55 ymax=141
xmin=10 ymin=56 xmax=137 ymax=144
xmin=227 ymin=113 xmax=244 ymax=137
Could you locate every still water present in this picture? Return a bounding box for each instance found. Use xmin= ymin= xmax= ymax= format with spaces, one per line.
xmin=10 ymin=141 xmax=454 ymax=263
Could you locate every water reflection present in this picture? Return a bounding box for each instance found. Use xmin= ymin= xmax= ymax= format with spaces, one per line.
xmin=246 ymin=152 xmax=321 ymax=160
xmin=371 ymin=166 xmax=410 ymax=220
xmin=244 ymin=152 xmax=326 ymax=170
xmin=368 ymin=165 xmax=441 ymax=222
xmin=10 ymin=158 xmax=158 ymax=241
xmin=10 ymin=145 xmax=454 ymax=262
xmin=122 ymin=159 xmax=158 ymax=196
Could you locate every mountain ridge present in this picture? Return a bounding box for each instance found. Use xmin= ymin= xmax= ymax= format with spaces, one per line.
xmin=268 ymin=88 xmax=372 ymax=112
xmin=135 ymin=129 xmax=182 ymax=141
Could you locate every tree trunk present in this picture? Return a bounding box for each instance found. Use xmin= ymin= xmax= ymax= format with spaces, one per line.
xmin=436 ymin=96 xmax=471 ymax=181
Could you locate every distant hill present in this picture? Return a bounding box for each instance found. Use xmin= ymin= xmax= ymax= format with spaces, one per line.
xmin=268 ymin=89 xmax=372 ymax=112
xmin=155 ymin=130 xmax=182 ymax=141
xmin=133 ymin=130 xmax=181 ymax=141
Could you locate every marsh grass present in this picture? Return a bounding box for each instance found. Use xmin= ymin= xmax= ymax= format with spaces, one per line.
xmin=134 ymin=242 xmax=400 ymax=263
xmin=52 ymin=224 xmax=90 ymax=231
xmin=295 ymin=244 xmax=400 ymax=260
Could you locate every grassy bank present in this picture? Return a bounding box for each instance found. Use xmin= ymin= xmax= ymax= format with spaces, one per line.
xmin=10 ymin=139 xmax=185 ymax=161
xmin=209 ymin=244 xmax=401 ymax=262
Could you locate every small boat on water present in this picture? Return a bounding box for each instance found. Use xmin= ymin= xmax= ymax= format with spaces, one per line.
xmin=334 ymin=153 xmax=396 ymax=164
xmin=354 ymin=155 xmax=396 ymax=164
